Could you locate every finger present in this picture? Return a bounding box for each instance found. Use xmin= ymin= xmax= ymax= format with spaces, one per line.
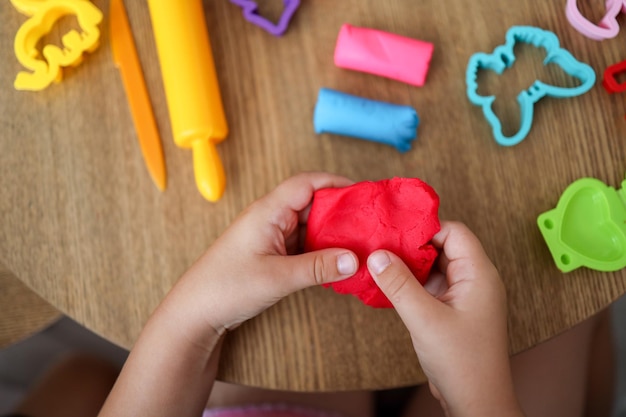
xmin=246 ymin=173 xmax=353 ymax=239
xmin=368 ymin=250 xmax=443 ymax=330
xmin=423 ymin=271 xmax=448 ymax=298
xmin=267 ymin=172 xmax=354 ymax=214
xmin=431 ymin=221 xmax=497 ymax=286
xmin=271 ymin=249 xmax=359 ymax=293
xmin=298 ymin=204 xmax=313 ymax=225
xmin=432 ymin=221 xmax=488 ymax=262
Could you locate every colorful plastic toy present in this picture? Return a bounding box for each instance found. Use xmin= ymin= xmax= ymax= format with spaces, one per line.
xmin=334 ymin=24 xmax=434 ymax=87
xmin=147 ymin=0 xmax=229 ymax=202
xmin=10 ymin=0 xmax=103 ymax=91
xmin=110 ymin=0 xmax=166 ymax=191
xmin=313 ymin=88 xmax=419 ymax=152
xmin=466 ymin=26 xmax=596 ymax=147
xmin=603 ymin=59 xmax=626 ymax=94
xmin=565 ymin=0 xmax=626 ymax=40
xmin=228 ymin=0 xmax=300 ymax=36
xmin=537 ymin=177 xmax=626 ymax=273
xmin=602 ymin=60 xmax=626 ymax=119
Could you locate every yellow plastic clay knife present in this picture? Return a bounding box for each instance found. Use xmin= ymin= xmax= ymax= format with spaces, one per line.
xmin=110 ymin=0 xmax=166 ymax=191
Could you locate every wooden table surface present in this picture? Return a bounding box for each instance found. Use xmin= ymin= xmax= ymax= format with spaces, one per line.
xmin=0 ymin=263 xmax=60 ymax=348
xmin=2 ymin=0 xmax=626 ymax=391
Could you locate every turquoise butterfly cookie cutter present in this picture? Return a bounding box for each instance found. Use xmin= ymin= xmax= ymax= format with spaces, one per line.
xmin=466 ymin=26 xmax=596 ymax=147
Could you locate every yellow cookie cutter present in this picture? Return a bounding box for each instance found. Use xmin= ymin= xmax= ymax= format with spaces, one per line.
xmin=11 ymin=0 xmax=103 ymax=91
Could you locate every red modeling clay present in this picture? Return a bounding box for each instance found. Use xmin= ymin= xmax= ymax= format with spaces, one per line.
xmin=305 ymin=177 xmax=440 ymax=308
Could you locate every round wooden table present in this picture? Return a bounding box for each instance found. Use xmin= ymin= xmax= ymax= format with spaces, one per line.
xmin=0 ymin=264 xmax=60 ymax=348
xmin=2 ymin=0 xmax=626 ymax=391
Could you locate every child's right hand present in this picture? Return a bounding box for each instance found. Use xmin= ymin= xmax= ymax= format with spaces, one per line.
xmin=367 ymin=221 xmax=524 ymax=417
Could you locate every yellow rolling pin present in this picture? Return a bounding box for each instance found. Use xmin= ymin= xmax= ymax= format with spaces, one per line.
xmin=147 ymin=0 xmax=228 ymax=202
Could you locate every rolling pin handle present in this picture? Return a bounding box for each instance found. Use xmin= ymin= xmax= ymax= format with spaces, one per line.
xmin=192 ymin=140 xmax=226 ymax=202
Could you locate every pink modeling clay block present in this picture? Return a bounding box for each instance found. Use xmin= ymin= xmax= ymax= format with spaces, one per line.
xmin=334 ymin=24 xmax=434 ymax=87
xmin=305 ymin=177 xmax=441 ymax=308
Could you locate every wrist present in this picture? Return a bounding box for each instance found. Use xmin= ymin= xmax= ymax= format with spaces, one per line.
xmin=102 ymin=281 xmax=224 ymax=417
xmin=446 ymin=398 xmax=524 ymax=417
xmin=438 ymin=358 xmax=523 ymax=417
xmin=152 ymin=282 xmax=224 ymax=356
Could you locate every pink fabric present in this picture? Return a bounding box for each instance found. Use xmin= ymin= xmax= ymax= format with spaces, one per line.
xmin=203 ymin=404 xmax=343 ymax=417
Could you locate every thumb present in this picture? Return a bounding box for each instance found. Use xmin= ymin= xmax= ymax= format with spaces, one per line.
xmin=367 ymin=250 xmax=442 ymax=331
xmin=278 ymin=249 xmax=358 ymax=292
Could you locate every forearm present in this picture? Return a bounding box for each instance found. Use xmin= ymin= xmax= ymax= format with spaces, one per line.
xmin=444 ymin=358 xmax=525 ymax=417
xmin=447 ymin=390 xmax=524 ymax=417
xmin=98 ymin=295 xmax=223 ymax=417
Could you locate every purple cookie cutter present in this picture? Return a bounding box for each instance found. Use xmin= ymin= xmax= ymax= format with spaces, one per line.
xmin=229 ymin=0 xmax=301 ymax=36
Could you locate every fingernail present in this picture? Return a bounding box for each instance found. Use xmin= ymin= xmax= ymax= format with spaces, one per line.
xmin=368 ymin=251 xmax=391 ymax=275
xmin=337 ymin=253 xmax=357 ymax=275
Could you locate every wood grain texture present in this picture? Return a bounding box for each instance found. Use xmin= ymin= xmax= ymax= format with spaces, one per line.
xmin=2 ymin=0 xmax=626 ymax=390
xmin=0 ymin=263 xmax=60 ymax=347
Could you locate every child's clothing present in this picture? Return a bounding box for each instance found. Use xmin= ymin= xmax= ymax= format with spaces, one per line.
xmin=203 ymin=404 xmax=344 ymax=417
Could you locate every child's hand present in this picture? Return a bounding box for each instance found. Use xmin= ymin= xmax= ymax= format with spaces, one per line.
xmin=165 ymin=173 xmax=359 ymax=342
xmin=367 ymin=221 xmax=523 ymax=417
xmin=100 ymin=173 xmax=359 ymax=417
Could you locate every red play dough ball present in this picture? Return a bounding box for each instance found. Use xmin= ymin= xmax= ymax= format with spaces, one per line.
xmin=304 ymin=177 xmax=441 ymax=308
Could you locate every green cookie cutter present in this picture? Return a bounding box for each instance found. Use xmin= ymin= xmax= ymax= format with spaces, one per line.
xmin=537 ymin=177 xmax=626 ymax=273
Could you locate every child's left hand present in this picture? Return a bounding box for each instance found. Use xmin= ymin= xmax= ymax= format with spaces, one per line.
xmin=164 ymin=172 xmax=359 ymax=344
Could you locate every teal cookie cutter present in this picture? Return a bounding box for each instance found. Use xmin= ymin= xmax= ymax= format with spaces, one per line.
xmin=466 ymin=26 xmax=596 ymax=147
xmin=537 ymin=177 xmax=626 ymax=273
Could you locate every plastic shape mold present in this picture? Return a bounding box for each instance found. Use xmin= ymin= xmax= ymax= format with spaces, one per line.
xmin=466 ymin=26 xmax=596 ymax=147
xmin=603 ymin=59 xmax=626 ymax=94
xmin=10 ymin=0 xmax=103 ymax=91
xmin=228 ymin=0 xmax=300 ymax=36
xmin=537 ymin=177 xmax=626 ymax=273
xmin=566 ymin=0 xmax=626 ymax=40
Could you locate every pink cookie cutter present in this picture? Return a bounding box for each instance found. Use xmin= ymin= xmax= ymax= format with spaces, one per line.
xmin=334 ymin=24 xmax=434 ymax=87
xmin=565 ymin=0 xmax=626 ymax=40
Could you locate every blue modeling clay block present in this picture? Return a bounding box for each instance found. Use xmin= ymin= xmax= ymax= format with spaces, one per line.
xmin=313 ymin=88 xmax=419 ymax=152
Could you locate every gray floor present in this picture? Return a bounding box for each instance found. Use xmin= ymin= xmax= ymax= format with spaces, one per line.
xmin=1 ymin=296 xmax=626 ymax=416
xmin=0 ymin=317 xmax=128 ymax=414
